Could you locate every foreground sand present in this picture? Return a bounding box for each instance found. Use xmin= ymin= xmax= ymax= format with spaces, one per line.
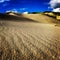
xmin=0 ymin=14 xmax=60 ymax=60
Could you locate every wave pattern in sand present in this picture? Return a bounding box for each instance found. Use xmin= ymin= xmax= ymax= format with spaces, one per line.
xmin=0 ymin=21 xmax=60 ymax=60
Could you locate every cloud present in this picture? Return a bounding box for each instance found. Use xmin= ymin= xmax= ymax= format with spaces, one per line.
xmin=6 ymin=8 xmax=28 ymax=13
xmin=49 ymin=0 xmax=60 ymax=8
xmin=6 ymin=9 xmax=18 ymax=13
xmin=49 ymin=0 xmax=60 ymax=12
xmin=52 ymin=8 xmax=60 ymax=12
xmin=10 ymin=9 xmax=18 ymax=13
xmin=0 ymin=0 xmax=10 ymax=3
xmin=22 ymin=12 xmax=28 ymax=14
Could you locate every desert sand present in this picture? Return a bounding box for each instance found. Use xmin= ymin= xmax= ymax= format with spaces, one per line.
xmin=0 ymin=14 xmax=60 ymax=60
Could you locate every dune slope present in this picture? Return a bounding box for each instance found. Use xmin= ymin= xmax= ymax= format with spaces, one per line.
xmin=0 ymin=14 xmax=60 ymax=60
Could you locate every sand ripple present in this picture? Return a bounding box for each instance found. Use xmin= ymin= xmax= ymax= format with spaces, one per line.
xmin=0 ymin=21 xmax=60 ymax=60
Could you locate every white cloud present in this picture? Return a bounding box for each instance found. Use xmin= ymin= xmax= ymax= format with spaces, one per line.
xmin=6 ymin=9 xmax=18 ymax=13
xmin=53 ymin=8 xmax=60 ymax=12
xmin=22 ymin=12 xmax=28 ymax=14
xmin=49 ymin=0 xmax=60 ymax=12
xmin=0 ymin=0 xmax=10 ymax=3
xmin=11 ymin=9 xmax=18 ymax=13
xmin=6 ymin=8 xmax=28 ymax=13
xmin=49 ymin=0 xmax=60 ymax=8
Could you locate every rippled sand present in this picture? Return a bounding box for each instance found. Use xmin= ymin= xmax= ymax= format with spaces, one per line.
xmin=0 ymin=14 xmax=60 ymax=60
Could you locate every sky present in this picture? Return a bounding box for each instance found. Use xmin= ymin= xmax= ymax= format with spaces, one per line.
xmin=0 ymin=0 xmax=60 ymax=13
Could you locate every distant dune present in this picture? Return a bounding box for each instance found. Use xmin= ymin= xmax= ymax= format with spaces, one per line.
xmin=44 ymin=12 xmax=60 ymax=20
xmin=0 ymin=12 xmax=59 ymax=24
xmin=22 ymin=14 xmax=59 ymax=23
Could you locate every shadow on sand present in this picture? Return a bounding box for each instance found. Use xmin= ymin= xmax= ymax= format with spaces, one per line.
xmin=0 ymin=13 xmax=38 ymax=22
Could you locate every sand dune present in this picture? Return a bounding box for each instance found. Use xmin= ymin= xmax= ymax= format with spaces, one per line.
xmin=0 ymin=14 xmax=60 ymax=60
xmin=0 ymin=13 xmax=59 ymax=23
xmin=22 ymin=14 xmax=59 ymax=23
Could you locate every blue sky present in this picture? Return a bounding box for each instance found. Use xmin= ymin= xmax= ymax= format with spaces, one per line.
xmin=0 ymin=0 xmax=56 ymax=13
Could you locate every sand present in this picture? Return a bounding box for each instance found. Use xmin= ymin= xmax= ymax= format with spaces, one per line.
xmin=0 ymin=14 xmax=60 ymax=60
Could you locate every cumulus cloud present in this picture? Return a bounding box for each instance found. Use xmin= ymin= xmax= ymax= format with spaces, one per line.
xmin=49 ymin=0 xmax=60 ymax=12
xmin=49 ymin=0 xmax=60 ymax=8
xmin=0 ymin=0 xmax=10 ymax=3
xmin=52 ymin=8 xmax=60 ymax=12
